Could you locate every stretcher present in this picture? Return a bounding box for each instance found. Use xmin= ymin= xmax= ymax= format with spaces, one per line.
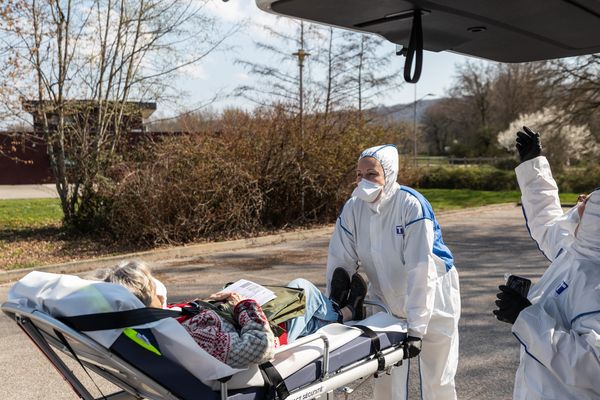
xmin=2 ymin=272 xmax=407 ymax=400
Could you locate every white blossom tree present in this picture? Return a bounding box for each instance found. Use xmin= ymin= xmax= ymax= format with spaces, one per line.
xmin=497 ymin=107 xmax=596 ymax=170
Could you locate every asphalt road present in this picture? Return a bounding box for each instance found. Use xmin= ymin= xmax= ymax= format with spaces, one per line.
xmin=0 ymin=204 xmax=549 ymax=399
xmin=0 ymin=184 xmax=58 ymax=199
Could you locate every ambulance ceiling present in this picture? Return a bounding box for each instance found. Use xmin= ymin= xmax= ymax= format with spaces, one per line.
xmin=257 ymin=0 xmax=600 ymax=63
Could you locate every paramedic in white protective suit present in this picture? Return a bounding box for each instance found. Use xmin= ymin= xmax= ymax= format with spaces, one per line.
xmin=326 ymin=144 xmax=461 ymax=400
xmin=493 ymin=126 xmax=600 ymax=400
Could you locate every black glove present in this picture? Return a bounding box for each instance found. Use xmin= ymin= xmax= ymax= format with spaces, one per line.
xmin=402 ymin=336 xmax=422 ymax=359
xmin=516 ymin=126 xmax=542 ymax=162
xmin=493 ymin=285 xmax=532 ymax=324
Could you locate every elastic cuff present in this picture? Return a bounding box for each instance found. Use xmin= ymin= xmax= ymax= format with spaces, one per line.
xmin=407 ymin=329 xmax=423 ymax=339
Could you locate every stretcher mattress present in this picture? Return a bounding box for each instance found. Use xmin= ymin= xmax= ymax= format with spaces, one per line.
xmin=283 ymin=327 xmax=405 ymax=392
xmin=106 ymin=318 xmax=406 ymax=399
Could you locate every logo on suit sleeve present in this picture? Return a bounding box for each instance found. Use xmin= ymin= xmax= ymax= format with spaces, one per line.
xmin=554 ymin=281 xmax=569 ymax=296
xmin=395 ymin=225 xmax=404 ymax=236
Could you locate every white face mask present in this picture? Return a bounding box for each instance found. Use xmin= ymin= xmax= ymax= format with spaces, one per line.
xmin=352 ymin=179 xmax=383 ymax=203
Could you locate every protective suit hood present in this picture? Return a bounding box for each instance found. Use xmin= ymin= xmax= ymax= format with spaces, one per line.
xmin=572 ymin=189 xmax=600 ymax=258
xmin=358 ymin=145 xmax=399 ymax=212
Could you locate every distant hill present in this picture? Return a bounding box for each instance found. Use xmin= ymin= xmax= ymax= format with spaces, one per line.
xmin=370 ymin=98 xmax=440 ymax=123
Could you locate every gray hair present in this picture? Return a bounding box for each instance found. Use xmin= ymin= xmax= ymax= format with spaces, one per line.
xmin=99 ymin=260 xmax=155 ymax=306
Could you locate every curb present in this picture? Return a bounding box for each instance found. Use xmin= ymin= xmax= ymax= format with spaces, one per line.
xmin=0 ymin=203 xmax=519 ymax=284
xmin=0 ymin=226 xmax=335 ymax=284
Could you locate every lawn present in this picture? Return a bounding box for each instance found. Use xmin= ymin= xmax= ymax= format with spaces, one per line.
xmin=0 ymin=190 xmax=583 ymax=270
xmin=420 ymin=189 xmax=580 ymax=211
xmin=0 ymin=198 xmax=135 ymax=271
xmin=0 ymin=198 xmax=63 ymax=229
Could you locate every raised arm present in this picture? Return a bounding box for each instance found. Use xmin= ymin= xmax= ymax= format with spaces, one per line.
xmin=515 ymin=156 xmax=575 ymax=260
xmin=514 ymin=127 xmax=575 ymax=261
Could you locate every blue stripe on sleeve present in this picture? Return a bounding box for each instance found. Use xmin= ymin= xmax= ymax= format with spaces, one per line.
xmin=512 ymin=332 xmax=545 ymax=366
xmin=338 ymin=217 xmax=353 ymax=237
xmin=521 ymin=205 xmax=551 ymax=261
xmin=571 ymin=309 xmax=600 ymax=326
xmin=401 ymin=186 xmax=454 ymax=271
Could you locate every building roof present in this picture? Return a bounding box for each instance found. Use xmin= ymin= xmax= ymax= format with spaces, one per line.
xmin=22 ymin=100 xmax=157 ymax=119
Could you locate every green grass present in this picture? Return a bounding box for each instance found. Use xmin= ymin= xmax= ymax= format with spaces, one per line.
xmin=419 ymin=189 xmax=580 ymax=212
xmin=0 ymin=191 xmax=583 ymax=232
xmin=0 ymin=198 xmax=63 ymax=230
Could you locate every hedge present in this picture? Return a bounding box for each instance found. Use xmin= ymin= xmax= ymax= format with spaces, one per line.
xmin=417 ymin=166 xmax=518 ymax=191
xmin=416 ymin=164 xmax=600 ymax=193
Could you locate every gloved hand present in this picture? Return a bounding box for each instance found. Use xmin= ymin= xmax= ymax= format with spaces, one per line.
xmin=493 ymin=285 xmax=532 ymax=324
xmin=402 ymin=336 xmax=422 ymax=359
xmin=516 ymin=126 xmax=542 ymax=162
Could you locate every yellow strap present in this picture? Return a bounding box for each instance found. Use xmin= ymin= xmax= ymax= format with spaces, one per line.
xmin=123 ymin=328 xmax=161 ymax=356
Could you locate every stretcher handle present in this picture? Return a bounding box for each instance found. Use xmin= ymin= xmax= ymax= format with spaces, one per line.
xmin=277 ymin=334 xmax=331 ymax=380
xmin=363 ymin=300 xmax=392 ymax=315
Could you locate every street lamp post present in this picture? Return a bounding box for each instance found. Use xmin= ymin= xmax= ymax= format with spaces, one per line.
xmin=293 ymin=22 xmax=310 ymax=218
xmin=413 ymin=89 xmax=435 ymax=166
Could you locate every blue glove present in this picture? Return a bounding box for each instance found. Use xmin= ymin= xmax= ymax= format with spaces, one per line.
xmin=516 ymin=126 xmax=541 ymax=162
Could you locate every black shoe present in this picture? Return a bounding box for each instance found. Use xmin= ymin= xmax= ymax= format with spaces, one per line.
xmin=348 ymin=273 xmax=368 ymax=320
xmin=329 ymin=268 xmax=351 ymax=309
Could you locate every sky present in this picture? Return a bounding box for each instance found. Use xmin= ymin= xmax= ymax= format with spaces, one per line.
xmin=158 ymin=0 xmax=490 ymax=119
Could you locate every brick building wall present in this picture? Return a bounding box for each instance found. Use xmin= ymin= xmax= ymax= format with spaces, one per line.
xmin=0 ymin=133 xmax=53 ymax=184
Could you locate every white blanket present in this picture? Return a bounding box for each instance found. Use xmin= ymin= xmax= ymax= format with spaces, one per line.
xmin=7 ymin=271 xmax=243 ymax=383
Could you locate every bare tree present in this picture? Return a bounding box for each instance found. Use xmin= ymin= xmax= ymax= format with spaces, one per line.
xmin=235 ymin=19 xmax=321 ymax=112
xmin=339 ymin=32 xmax=401 ymax=112
xmin=490 ymin=62 xmax=550 ymax=128
xmin=546 ymin=55 xmax=600 ymax=141
xmin=421 ymin=98 xmax=463 ymax=155
xmin=0 ymin=0 xmax=230 ymax=227
xmin=312 ymin=27 xmax=355 ymax=115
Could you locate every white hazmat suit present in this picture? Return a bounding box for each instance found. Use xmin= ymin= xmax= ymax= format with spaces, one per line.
xmin=326 ymin=145 xmax=461 ymax=400
xmin=512 ymin=156 xmax=600 ymax=400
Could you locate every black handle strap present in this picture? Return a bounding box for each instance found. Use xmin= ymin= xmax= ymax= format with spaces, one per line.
xmin=260 ymin=361 xmax=290 ymax=400
xmin=403 ymin=9 xmax=424 ymax=84
xmin=353 ymin=324 xmax=386 ymax=371
xmin=59 ymin=308 xmax=182 ymax=331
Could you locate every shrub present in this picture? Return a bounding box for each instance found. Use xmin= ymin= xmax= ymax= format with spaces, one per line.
xmin=493 ymin=157 xmax=519 ymax=171
xmin=97 ymin=107 xmax=409 ymax=245
xmin=417 ymin=166 xmax=517 ymax=191
xmin=417 ymin=163 xmax=600 ymax=193
xmin=554 ymin=164 xmax=600 ymax=193
xmin=101 ymin=135 xmax=264 ymax=245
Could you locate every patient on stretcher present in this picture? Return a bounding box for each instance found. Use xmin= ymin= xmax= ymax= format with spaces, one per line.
xmin=97 ymin=260 xmax=367 ymax=369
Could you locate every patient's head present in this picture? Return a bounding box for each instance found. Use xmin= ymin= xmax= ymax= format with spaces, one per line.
xmin=98 ymin=260 xmax=162 ymax=308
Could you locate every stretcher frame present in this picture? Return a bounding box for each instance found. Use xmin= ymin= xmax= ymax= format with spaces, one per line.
xmin=2 ymin=300 xmax=406 ymax=400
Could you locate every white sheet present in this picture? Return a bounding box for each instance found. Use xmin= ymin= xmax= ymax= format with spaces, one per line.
xmin=7 ymin=271 xmax=242 ymax=382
